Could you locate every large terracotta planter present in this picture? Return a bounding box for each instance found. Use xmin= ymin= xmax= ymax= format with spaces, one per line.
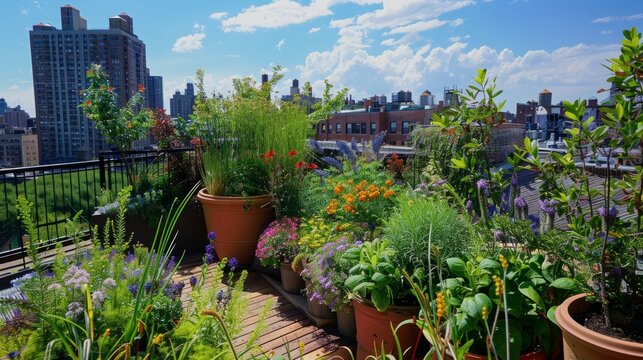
xmin=197 ymin=189 xmax=274 ymax=266
xmin=555 ymin=293 xmax=643 ymax=360
xmin=337 ymin=306 xmax=356 ymax=338
xmin=456 ymin=350 xmax=545 ymax=360
xmin=353 ymin=299 xmax=421 ymax=360
xmin=280 ymin=263 xmax=305 ymax=294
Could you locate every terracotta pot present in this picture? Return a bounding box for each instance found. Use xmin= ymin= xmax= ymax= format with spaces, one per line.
xmin=197 ymin=189 xmax=274 ymax=266
xmin=353 ymin=299 xmax=421 ymax=360
xmin=307 ymin=296 xmax=335 ymax=319
xmin=555 ymin=293 xmax=643 ymax=360
xmin=337 ymin=306 xmax=357 ymax=338
xmin=280 ymin=263 xmax=305 ymax=294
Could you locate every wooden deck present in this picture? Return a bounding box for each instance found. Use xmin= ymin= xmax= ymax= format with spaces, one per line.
xmin=173 ymin=260 xmax=349 ymax=359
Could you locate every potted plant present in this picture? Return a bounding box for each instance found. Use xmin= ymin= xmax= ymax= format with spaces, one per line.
xmin=192 ymin=69 xmax=273 ymax=266
xmin=255 ymin=217 xmax=303 ymax=293
xmin=343 ymin=238 xmax=422 ymax=359
xmin=302 ymin=231 xmax=367 ymax=337
xmin=507 ymin=28 xmax=643 ymax=360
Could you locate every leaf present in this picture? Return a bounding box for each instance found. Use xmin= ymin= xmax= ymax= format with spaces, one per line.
xmin=474 ymin=293 xmax=493 ymax=316
xmin=456 ymin=339 xmax=475 ymax=360
xmin=461 ymin=296 xmax=481 ymax=319
xmin=446 ymin=258 xmax=467 ymax=277
xmin=371 ymin=272 xmax=387 ymax=284
xmin=479 ymin=258 xmax=501 ymax=271
xmin=549 ymin=277 xmax=577 ymax=290
xmin=352 ymin=281 xmax=374 ymax=297
xmin=547 ymin=306 xmax=558 ymax=326
xmin=492 ymin=321 xmax=522 ymax=360
xmin=518 ymin=282 xmax=546 ymax=310
xmin=371 ymin=287 xmax=391 ymax=312
xmin=345 ymin=274 xmax=366 ymax=290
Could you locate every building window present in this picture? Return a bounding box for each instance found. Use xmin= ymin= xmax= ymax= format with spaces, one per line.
xmin=370 ymin=122 xmax=377 ymax=134
xmin=390 ymin=141 xmax=396 ymax=145
xmin=328 ymin=124 xmax=332 ymax=134
xmin=321 ymin=123 xmax=326 ymax=133
xmin=347 ymin=123 xmax=353 ymax=134
xmin=389 ymin=121 xmax=397 ymax=134
xmin=336 ymin=123 xmax=342 ymax=133
xmin=361 ymin=122 xmax=366 ymax=134
xmin=402 ymin=121 xmax=410 ymax=135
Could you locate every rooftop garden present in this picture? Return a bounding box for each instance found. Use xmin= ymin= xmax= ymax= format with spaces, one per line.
xmin=0 ymin=27 xmax=642 ymax=360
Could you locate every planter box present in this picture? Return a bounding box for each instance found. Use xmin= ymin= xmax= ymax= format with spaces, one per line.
xmin=90 ymin=197 xmax=207 ymax=257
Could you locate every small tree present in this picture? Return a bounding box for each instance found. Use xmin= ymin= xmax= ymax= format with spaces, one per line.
xmin=80 ymin=64 xmax=152 ymax=187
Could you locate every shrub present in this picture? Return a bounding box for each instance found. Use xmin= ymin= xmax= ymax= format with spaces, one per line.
xmin=384 ymin=195 xmax=473 ymax=276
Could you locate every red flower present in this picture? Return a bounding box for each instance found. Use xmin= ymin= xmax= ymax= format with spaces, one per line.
xmin=84 ymin=100 xmax=91 ymax=106
xmin=306 ymin=163 xmax=318 ymax=170
xmin=288 ymin=150 xmax=298 ymax=157
xmin=295 ymin=161 xmax=305 ymax=169
xmin=191 ymin=137 xmax=202 ymax=146
xmin=265 ymin=150 xmax=276 ymax=159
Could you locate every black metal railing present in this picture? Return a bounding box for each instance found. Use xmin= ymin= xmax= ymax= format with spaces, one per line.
xmin=0 ymin=148 xmax=197 ymax=273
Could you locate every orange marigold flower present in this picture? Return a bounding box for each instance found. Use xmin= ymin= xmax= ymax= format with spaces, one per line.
xmin=383 ymin=189 xmax=395 ymax=199
xmin=343 ymin=204 xmax=353 ymax=212
xmin=347 ymin=179 xmax=353 ymax=185
xmin=386 ymin=180 xmax=394 ymax=186
xmin=334 ymin=185 xmax=343 ymax=195
xmin=359 ymin=195 xmax=368 ymax=201
xmin=369 ymin=191 xmax=380 ymax=199
xmin=127 ymin=122 xmax=132 ymax=129
xmin=288 ymin=150 xmax=298 ymax=157
xmin=137 ymin=83 xmax=145 ymax=93
xmin=345 ymin=194 xmax=355 ymax=203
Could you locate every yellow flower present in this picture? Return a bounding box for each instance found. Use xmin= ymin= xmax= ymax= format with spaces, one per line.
xmin=153 ymin=333 xmax=165 ymax=345
xmin=436 ymin=291 xmax=446 ymax=318
xmin=347 ymin=179 xmax=353 ymax=185
xmin=103 ymin=328 xmax=111 ymax=338
xmin=498 ymin=254 xmax=508 ymax=269
xmin=481 ymin=306 xmax=488 ymax=320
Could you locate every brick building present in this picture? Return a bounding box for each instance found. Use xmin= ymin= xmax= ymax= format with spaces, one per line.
xmin=315 ymin=107 xmax=432 ymax=146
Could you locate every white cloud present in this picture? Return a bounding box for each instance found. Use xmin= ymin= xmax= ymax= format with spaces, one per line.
xmin=276 ymin=38 xmax=286 ymax=50
xmin=193 ymin=23 xmax=205 ymax=32
xmin=308 ymin=27 xmax=321 ymax=33
xmin=450 ymin=18 xmax=464 ymax=27
xmin=209 ymin=12 xmax=228 ymax=20
xmin=297 ymin=34 xmax=618 ymax=111
xmin=592 ymin=13 xmax=643 ymax=23
xmin=4 ymin=84 xmax=35 ymax=116
xmin=172 ymin=33 xmax=206 ymax=53
xmin=221 ymin=0 xmax=334 ymax=32
xmin=330 ymin=18 xmax=354 ymax=28
xmin=600 ymin=30 xmax=613 ymax=35
xmin=385 ymin=19 xmax=448 ymax=34
xmin=355 ymin=0 xmax=474 ymax=30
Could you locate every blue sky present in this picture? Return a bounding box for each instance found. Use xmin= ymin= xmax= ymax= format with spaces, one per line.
xmin=1 ymin=0 xmax=642 ymax=116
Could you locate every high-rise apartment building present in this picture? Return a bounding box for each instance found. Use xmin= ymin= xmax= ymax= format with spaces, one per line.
xmin=146 ymin=74 xmax=163 ymax=110
xmin=0 ymin=126 xmax=39 ymax=168
xmin=170 ymin=83 xmax=195 ymax=120
xmin=30 ymin=5 xmax=147 ymax=163
xmin=0 ymin=98 xmax=7 ymax=115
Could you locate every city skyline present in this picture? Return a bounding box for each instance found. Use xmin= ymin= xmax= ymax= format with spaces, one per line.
xmin=1 ymin=0 xmax=642 ymax=116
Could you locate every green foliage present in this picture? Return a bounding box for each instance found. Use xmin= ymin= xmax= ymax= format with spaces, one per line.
xmin=441 ymin=252 xmax=580 ymax=359
xmin=384 ymin=195 xmax=473 ymax=278
xmin=343 ymin=238 xmax=408 ymax=312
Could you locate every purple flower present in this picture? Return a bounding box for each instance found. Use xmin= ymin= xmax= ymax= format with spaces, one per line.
xmin=128 ymin=284 xmax=138 ymax=296
xmin=493 ymin=229 xmax=505 ymax=241
xmin=308 ymin=138 xmax=324 ymax=154
xmin=207 ymin=231 xmax=217 ymax=241
xmin=598 ymin=206 xmax=619 ymax=220
xmin=372 ymin=131 xmax=386 ymax=158
xmin=476 ymin=179 xmax=490 ymax=194
xmin=102 ymin=278 xmax=116 ymax=289
xmin=351 ymin=138 xmax=359 ymax=152
xmin=205 ymin=253 xmax=216 ymax=265
xmin=164 ymin=281 xmax=185 ymax=300
xmin=205 ymin=244 xmax=214 ymax=255
xmin=63 ymin=265 xmax=90 ymax=289
xmin=47 ymin=283 xmax=62 ymax=291
xmin=465 ymin=199 xmax=473 ymax=213
xmin=488 ymin=204 xmax=497 ymax=218
xmin=538 ymin=199 xmax=558 ymax=216
xmin=189 ymin=275 xmax=198 ymax=287
xmin=144 ymin=281 xmax=153 ymax=293
xmin=65 ymin=302 xmax=84 ymax=319
xmin=433 ymin=179 xmax=446 ymax=187
xmin=124 ymin=252 xmax=136 ymax=263
xmin=336 ymin=141 xmax=355 ymax=163
xmin=92 ymin=290 xmax=106 ymax=309
xmin=43 ymin=269 xmax=54 ymax=278
xmin=129 ymin=269 xmax=142 ymax=278
xmin=322 ymin=156 xmax=344 ymax=172
xmin=514 ymin=197 xmax=527 ymax=210
xmin=510 ymin=173 xmax=518 ymax=186
xmin=228 ymin=257 xmax=239 ymax=272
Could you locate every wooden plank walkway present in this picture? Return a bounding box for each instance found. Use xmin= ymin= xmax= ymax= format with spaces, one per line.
xmin=172 ymin=260 xmax=347 ymax=359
